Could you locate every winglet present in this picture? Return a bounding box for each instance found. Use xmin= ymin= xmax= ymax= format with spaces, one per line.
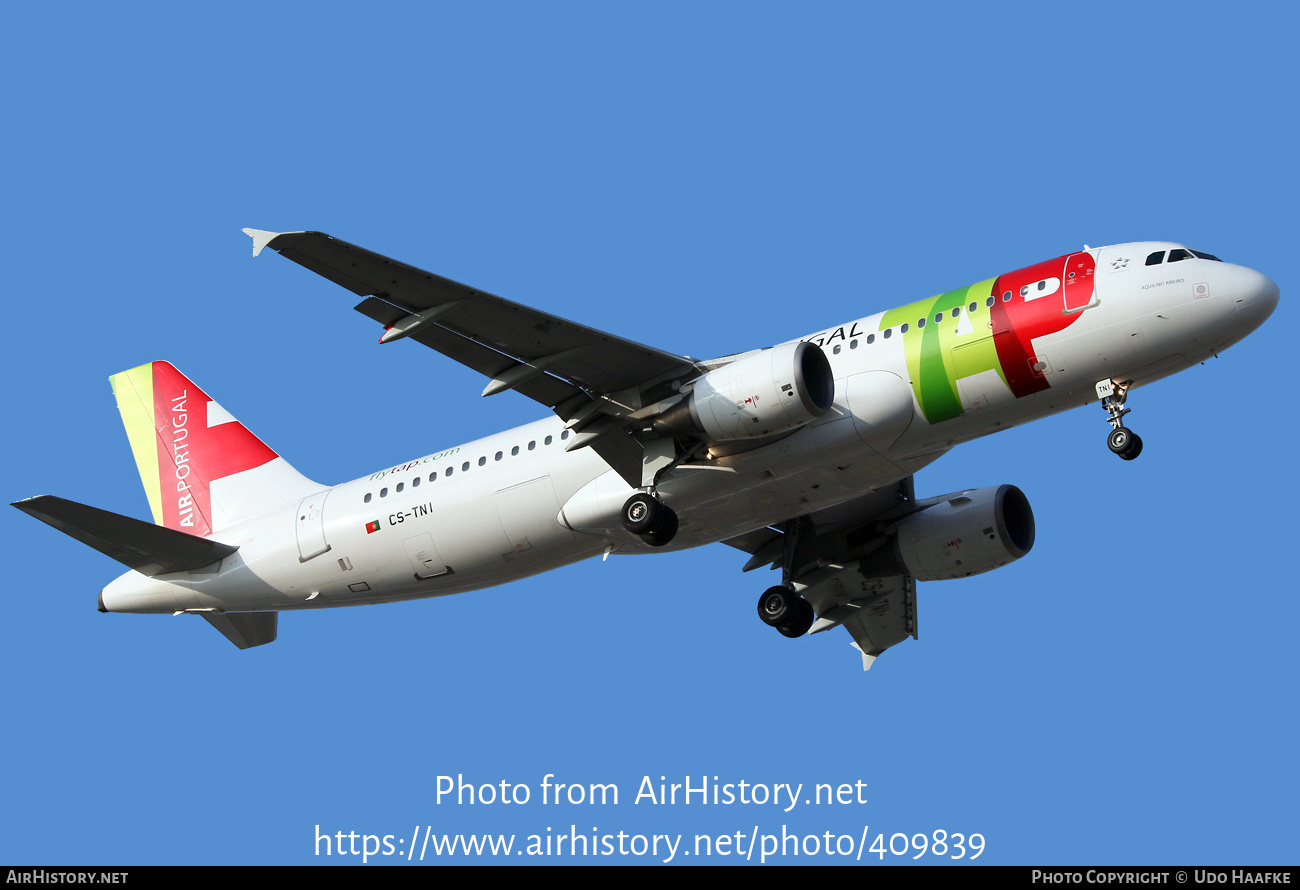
xmin=849 ymin=642 xmax=877 ymax=671
xmin=242 ymin=228 xmax=283 ymax=257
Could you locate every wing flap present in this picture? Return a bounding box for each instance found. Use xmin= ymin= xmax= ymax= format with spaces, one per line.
xmin=406 ymin=322 xmax=581 ymax=408
xmin=354 ymin=296 xmax=411 ymax=328
xmin=836 ymin=579 xmax=918 ymax=668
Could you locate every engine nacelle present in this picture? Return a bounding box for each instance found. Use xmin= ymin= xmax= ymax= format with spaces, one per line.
xmin=886 ymin=485 xmax=1035 ymax=581
xmin=654 ymin=340 xmax=834 ymax=442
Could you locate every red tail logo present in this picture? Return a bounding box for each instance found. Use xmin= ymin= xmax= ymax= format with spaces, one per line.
xmin=150 ymin=362 xmax=277 ymax=536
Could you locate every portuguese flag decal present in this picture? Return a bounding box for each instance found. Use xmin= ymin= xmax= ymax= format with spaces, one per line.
xmin=365 ymin=520 xmax=381 ymax=534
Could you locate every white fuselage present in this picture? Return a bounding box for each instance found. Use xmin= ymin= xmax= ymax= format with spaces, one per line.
xmin=100 ymin=242 xmax=1278 ymax=616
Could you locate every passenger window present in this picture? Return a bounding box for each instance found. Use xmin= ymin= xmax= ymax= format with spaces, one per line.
xmin=1168 ymin=248 xmax=1192 ymax=262
xmin=511 ymin=446 xmax=520 ymax=456
xmin=866 ymin=334 xmax=875 ymax=344
xmin=445 ymin=467 xmax=453 ymax=477
xmin=883 ymin=329 xmax=892 ymax=339
xmin=412 ymin=476 xmax=420 ymax=487
xmin=900 ymin=323 xmax=909 ymax=333
xmin=380 ymin=487 xmax=388 ymax=497
xmin=833 ymin=344 xmax=841 ymax=354
xmin=528 ymin=441 xmax=536 ymax=451
xmin=986 ymin=296 xmax=995 ymax=307
xmin=462 ymin=461 xmax=470 ymax=472
xmin=560 ymin=430 xmax=570 ymax=440
xmin=1145 ymin=251 xmax=1165 ymax=266
xmin=850 ymin=339 xmax=858 ymax=349
xmin=478 ymin=456 xmax=486 ymax=466
xmin=429 ymin=472 xmax=437 ymax=482
xmin=495 ymin=451 xmax=503 ymax=461
xmin=545 ymin=435 xmax=553 ymax=445
xmin=935 ymin=312 xmax=943 ymax=322
xmin=1021 ymin=278 xmax=1060 ymax=300
xmin=916 ymin=318 xmax=925 ymax=329
xmin=396 ymin=482 xmax=404 ymax=493
xmin=969 ymin=301 xmax=978 ymax=313
xmin=364 ymin=492 xmax=372 ymax=504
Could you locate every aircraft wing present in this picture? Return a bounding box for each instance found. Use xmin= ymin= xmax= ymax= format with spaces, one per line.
xmin=805 ymin=571 xmax=917 ymax=671
xmin=722 ymin=477 xmax=920 ymax=670
xmin=245 ymin=230 xmax=702 ymax=473
xmin=244 ymin=229 xmax=706 ymax=484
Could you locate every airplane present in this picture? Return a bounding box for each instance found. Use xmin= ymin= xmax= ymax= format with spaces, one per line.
xmin=13 ymin=231 xmax=1279 ymax=668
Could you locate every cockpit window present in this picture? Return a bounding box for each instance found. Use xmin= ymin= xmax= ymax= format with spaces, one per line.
xmin=1190 ymin=249 xmax=1222 ymax=262
xmin=1145 ymin=251 xmax=1165 ymax=266
xmin=1167 ymin=248 xmax=1193 ymax=262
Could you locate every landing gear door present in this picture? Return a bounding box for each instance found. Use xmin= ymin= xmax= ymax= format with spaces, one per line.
xmin=1063 ymin=251 xmax=1096 ymax=312
xmin=295 ymin=491 xmax=332 ymax=562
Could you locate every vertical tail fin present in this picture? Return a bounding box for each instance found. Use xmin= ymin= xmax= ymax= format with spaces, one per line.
xmin=110 ymin=361 xmax=324 ymax=535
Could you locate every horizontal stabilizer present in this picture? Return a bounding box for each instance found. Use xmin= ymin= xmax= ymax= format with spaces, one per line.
xmin=198 ymin=611 xmax=278 ymax=649
xmin=12 ymin=495 xmax=238 ymax=575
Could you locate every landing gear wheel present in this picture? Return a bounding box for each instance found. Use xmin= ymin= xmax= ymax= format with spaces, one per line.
xmin=757 ymin=587 xmax=815 ymax=637
xmin=639 ymin=506 xmax=678 ymax=547
xmin=1107 ymin=427 xmax=1142 ymax=459
xmin=1107 ymin=427 xmax=1133 ymax=454
xmin=1118 ymin=433 xmax=1144 ymax=461
xmin=757 ymin=586 xmax=796 ymax=627
xmin=621 ymin=493 xmax=662 ymax=535
xmin=777 ymin=599 xmax=815 ymax=638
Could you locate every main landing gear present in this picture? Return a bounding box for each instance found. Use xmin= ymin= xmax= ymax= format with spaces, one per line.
xmin=621 ymin=492 xmax=678 ymax=547
xmin=754 ymin=516 xmax=817 ymax=639
xmin=1098 ymin=378 xmax=1143 ymax=461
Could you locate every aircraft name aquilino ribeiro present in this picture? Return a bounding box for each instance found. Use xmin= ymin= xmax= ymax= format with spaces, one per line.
xmin=13 ymin=231 xmax=1279 ymax=668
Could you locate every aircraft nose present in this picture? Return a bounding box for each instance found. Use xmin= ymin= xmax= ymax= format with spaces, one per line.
xmin=1231 ymin=266 xmax=1280 ymax=331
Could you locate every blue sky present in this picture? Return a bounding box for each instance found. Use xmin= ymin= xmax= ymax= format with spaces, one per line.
xmin=2 ymin=2 xmax=1295 ymax=865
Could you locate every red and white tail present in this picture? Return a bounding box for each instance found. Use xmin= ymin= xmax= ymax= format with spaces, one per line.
xmin=109 ymin=361 xmax=324 ymax=536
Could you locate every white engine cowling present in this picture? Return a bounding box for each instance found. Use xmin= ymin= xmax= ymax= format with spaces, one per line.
xmin=891 ymin=485 xmax=1035 ymax=581
xmin=654 ymin=340 xmax=834 ymax=442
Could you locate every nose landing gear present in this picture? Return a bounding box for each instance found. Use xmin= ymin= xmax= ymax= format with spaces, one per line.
xmin=1098 ymin=378 xmax=1143 ymax=460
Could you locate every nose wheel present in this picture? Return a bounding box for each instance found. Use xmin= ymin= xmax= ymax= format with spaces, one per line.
xmin=1107 ymin=426 xmax=1143 ymax=460
xmin=1098 ymin=378 xmax=1143 ymax=461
